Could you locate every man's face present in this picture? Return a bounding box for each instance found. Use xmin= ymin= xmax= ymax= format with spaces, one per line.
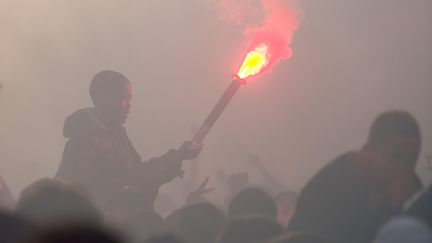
xmin=384 ymin=136 xmax=421 ymax=172
xmin=382 ymin=137 xmax=421 ymax=207
xmin=97 ymin=81 xmax=132 ymax=125
xmin=372 ymin=136 xmax=421 ymax=185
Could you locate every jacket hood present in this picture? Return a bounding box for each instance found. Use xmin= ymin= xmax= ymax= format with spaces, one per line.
xmin=63 ymin=108 xmax=108 ymax=138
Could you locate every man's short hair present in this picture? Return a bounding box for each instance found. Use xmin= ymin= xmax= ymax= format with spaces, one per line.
xmin=367 ymin=111 xmax=420 ymax=146
xmin=89 ymin=70 xmax=129 ymax=104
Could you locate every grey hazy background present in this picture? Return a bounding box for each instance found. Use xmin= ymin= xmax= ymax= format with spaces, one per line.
xmin=1 ymin=0 xmax=431 ymax=204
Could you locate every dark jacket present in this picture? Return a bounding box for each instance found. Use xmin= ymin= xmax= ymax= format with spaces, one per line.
xmin=56 ymin=108 xmax=183 ymax=211
xmin=289 ymin=153 xmax=395 ymax=243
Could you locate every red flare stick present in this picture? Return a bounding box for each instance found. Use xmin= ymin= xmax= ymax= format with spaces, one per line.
xmin=192 ymin=75 xmax=246 ymax=143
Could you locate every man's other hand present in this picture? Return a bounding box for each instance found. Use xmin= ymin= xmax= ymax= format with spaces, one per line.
xmin=186 ymin=176 xmax=214 ymax=205
xmin=177 ymin=141 xmax=203 ymax=160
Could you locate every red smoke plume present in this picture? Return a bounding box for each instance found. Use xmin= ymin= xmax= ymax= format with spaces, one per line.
xmin=219 ymin=0 xmax=304 ymax=78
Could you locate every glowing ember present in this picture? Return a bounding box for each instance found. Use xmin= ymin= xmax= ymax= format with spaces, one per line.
xmin=237 ymin=44 xmax=269 ymax=79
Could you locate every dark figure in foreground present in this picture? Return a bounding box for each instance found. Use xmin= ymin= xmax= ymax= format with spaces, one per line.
xmin=217 ymin=215 xmax=283 ymax=243
xmin=56 ymin=70 xmax=201 ymax=212
xmin=144 ymin=234 xmax=186 ymax=243
xmin=16 ymin=178 xmax=102 ymax=228
xmin=289 ymin=111 xmax=422 ymax=243
xmin=123 ymin=210 xmax=165 ymax=243
xmin=269 ymin=232 xmax=335 ymax=243
xmin=30 ymin=224 xmax=124 ymax=243
xmin=166 ymin=202 xmax=225 ymax=243
xmin=0 ymin=210 xmax=38 ymax=243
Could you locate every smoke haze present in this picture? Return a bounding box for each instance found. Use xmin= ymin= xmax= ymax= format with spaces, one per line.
xmin=1 ymin=0 xmax=431 ymax=205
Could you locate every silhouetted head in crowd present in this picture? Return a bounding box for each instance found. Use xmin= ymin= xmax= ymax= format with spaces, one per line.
xmin=228 ymin=187 xmax=277 ymax=219
xmin=166 ymin=202 xmax=225 ymax=243
xmin=267 ymin=232 xmax=335 ymax=243
xmin=363 ymin=111 xmax=421 ymax=176
xmin=274 ymin=191 xmax=298 ymax=228
xmin=286 ymin=111 xmax=422 ymax=243
xmin=90 ymin=70 xmax=132 ymax=126
xmin=30 ymin=224 xmax=124 ymax=243
xmin=123 ymin=210 xmax=165 ymax=243
xmin=359 ymin=111 xmax=422 ymax=207
xmin=16 ymin=178 xmax=102 ymax=228
xmin=0 ymin=210 xmax=38 ymax=243
xmin=144 ymin=234 xmax=186 ymax=243
xmin=218 ymin=215 xmax=283 ymax=243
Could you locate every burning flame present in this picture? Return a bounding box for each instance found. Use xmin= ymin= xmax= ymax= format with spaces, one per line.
xmin=237 ymin=44 xmax=269 ymax=79
xmin=224 ymin=0 xmax=304 ymax=80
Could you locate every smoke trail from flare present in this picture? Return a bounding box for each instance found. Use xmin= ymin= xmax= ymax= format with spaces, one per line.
xmin=219 ymin=0 xmax=304 ymax=78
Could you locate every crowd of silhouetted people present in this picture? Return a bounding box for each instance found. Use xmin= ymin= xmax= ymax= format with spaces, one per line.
xmin=1 ymin=152 xmax=432 ymax=243
xmin=1 ymin=71 xmax=431 ymax=243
